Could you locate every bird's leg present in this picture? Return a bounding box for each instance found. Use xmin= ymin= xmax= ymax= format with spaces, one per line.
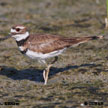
xmin=43 ymin=70 xmax=46 ymax=83
xmin=43 ymin=56 xmax=58 ymax=85
xmin=51 ymin=56 xmax=58 ymax=64
xmin=39 ymin=59 xmax=49 ymax=84
xmin=43 ymin=64 xmax=52 ymax=85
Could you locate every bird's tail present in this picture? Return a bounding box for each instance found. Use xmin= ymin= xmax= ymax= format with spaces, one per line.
xmin=65 ymin=35 xmax=104 ymax=47
xmin=87 ymin=35 xmax=104 ymax=40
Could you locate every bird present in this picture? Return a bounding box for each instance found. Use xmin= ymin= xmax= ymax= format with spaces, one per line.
xmin=5 ymin=25 xmax=103 ymax=85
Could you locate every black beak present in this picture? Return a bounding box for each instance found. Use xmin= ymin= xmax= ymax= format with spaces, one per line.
xmin=0 ymin=34 xmax=11 ymax=41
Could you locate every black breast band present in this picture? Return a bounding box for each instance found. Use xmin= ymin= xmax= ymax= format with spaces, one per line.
xmin=20 ymin=48 xmax=28 ymax=54
xmin=16 ymin=36 xmax=29 ymax=46
xmin=16 ymin=37 xmax=29 ymax=54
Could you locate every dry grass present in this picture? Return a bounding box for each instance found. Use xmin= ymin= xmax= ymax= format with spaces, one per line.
xmin=0 ymin=0 xmax=108 ymax=107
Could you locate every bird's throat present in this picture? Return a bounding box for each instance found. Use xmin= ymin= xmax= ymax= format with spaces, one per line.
xmin=12 ymin=32 xmax=29 ymax=41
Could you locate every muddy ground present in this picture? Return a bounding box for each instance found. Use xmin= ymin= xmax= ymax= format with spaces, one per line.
xmin=0 ymin=0 xmax=108 ymax=108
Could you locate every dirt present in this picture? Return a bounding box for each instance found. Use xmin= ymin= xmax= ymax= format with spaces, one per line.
xmin=0 ymin=0 xmax=108 ymax=108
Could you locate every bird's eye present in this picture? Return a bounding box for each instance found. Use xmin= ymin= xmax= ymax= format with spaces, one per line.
xmin=16 ymin=28 xmax=20 ymax=32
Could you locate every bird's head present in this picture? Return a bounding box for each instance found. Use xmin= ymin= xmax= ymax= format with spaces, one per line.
xmin=10 ymin=25 xmax=29 ymax=41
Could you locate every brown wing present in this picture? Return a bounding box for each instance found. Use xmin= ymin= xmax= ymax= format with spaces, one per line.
xmin=24 ymin=34 xmax=101 ymax=54
xmin=24 ymin=34 xmax=70 ymax=53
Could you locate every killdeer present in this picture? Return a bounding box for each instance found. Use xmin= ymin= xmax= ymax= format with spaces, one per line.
xmin=2 ymin=25 xmax=103 ymax=85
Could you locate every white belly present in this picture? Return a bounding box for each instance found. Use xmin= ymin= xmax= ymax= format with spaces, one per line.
xmin=25 ymin=48 xmax=66 ymax=60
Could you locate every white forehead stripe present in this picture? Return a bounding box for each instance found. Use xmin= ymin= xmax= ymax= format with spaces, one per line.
xmin=11 ymin=28 xmax=16 ymax=33
xmin=16 ymin=26 xmax=25 ymax=29
xmin=11 ymin=26 xmax=25 ymax=33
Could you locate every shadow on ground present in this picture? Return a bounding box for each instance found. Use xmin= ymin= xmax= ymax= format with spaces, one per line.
xmin=0 ymin=63 xmax=100 ymax=83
